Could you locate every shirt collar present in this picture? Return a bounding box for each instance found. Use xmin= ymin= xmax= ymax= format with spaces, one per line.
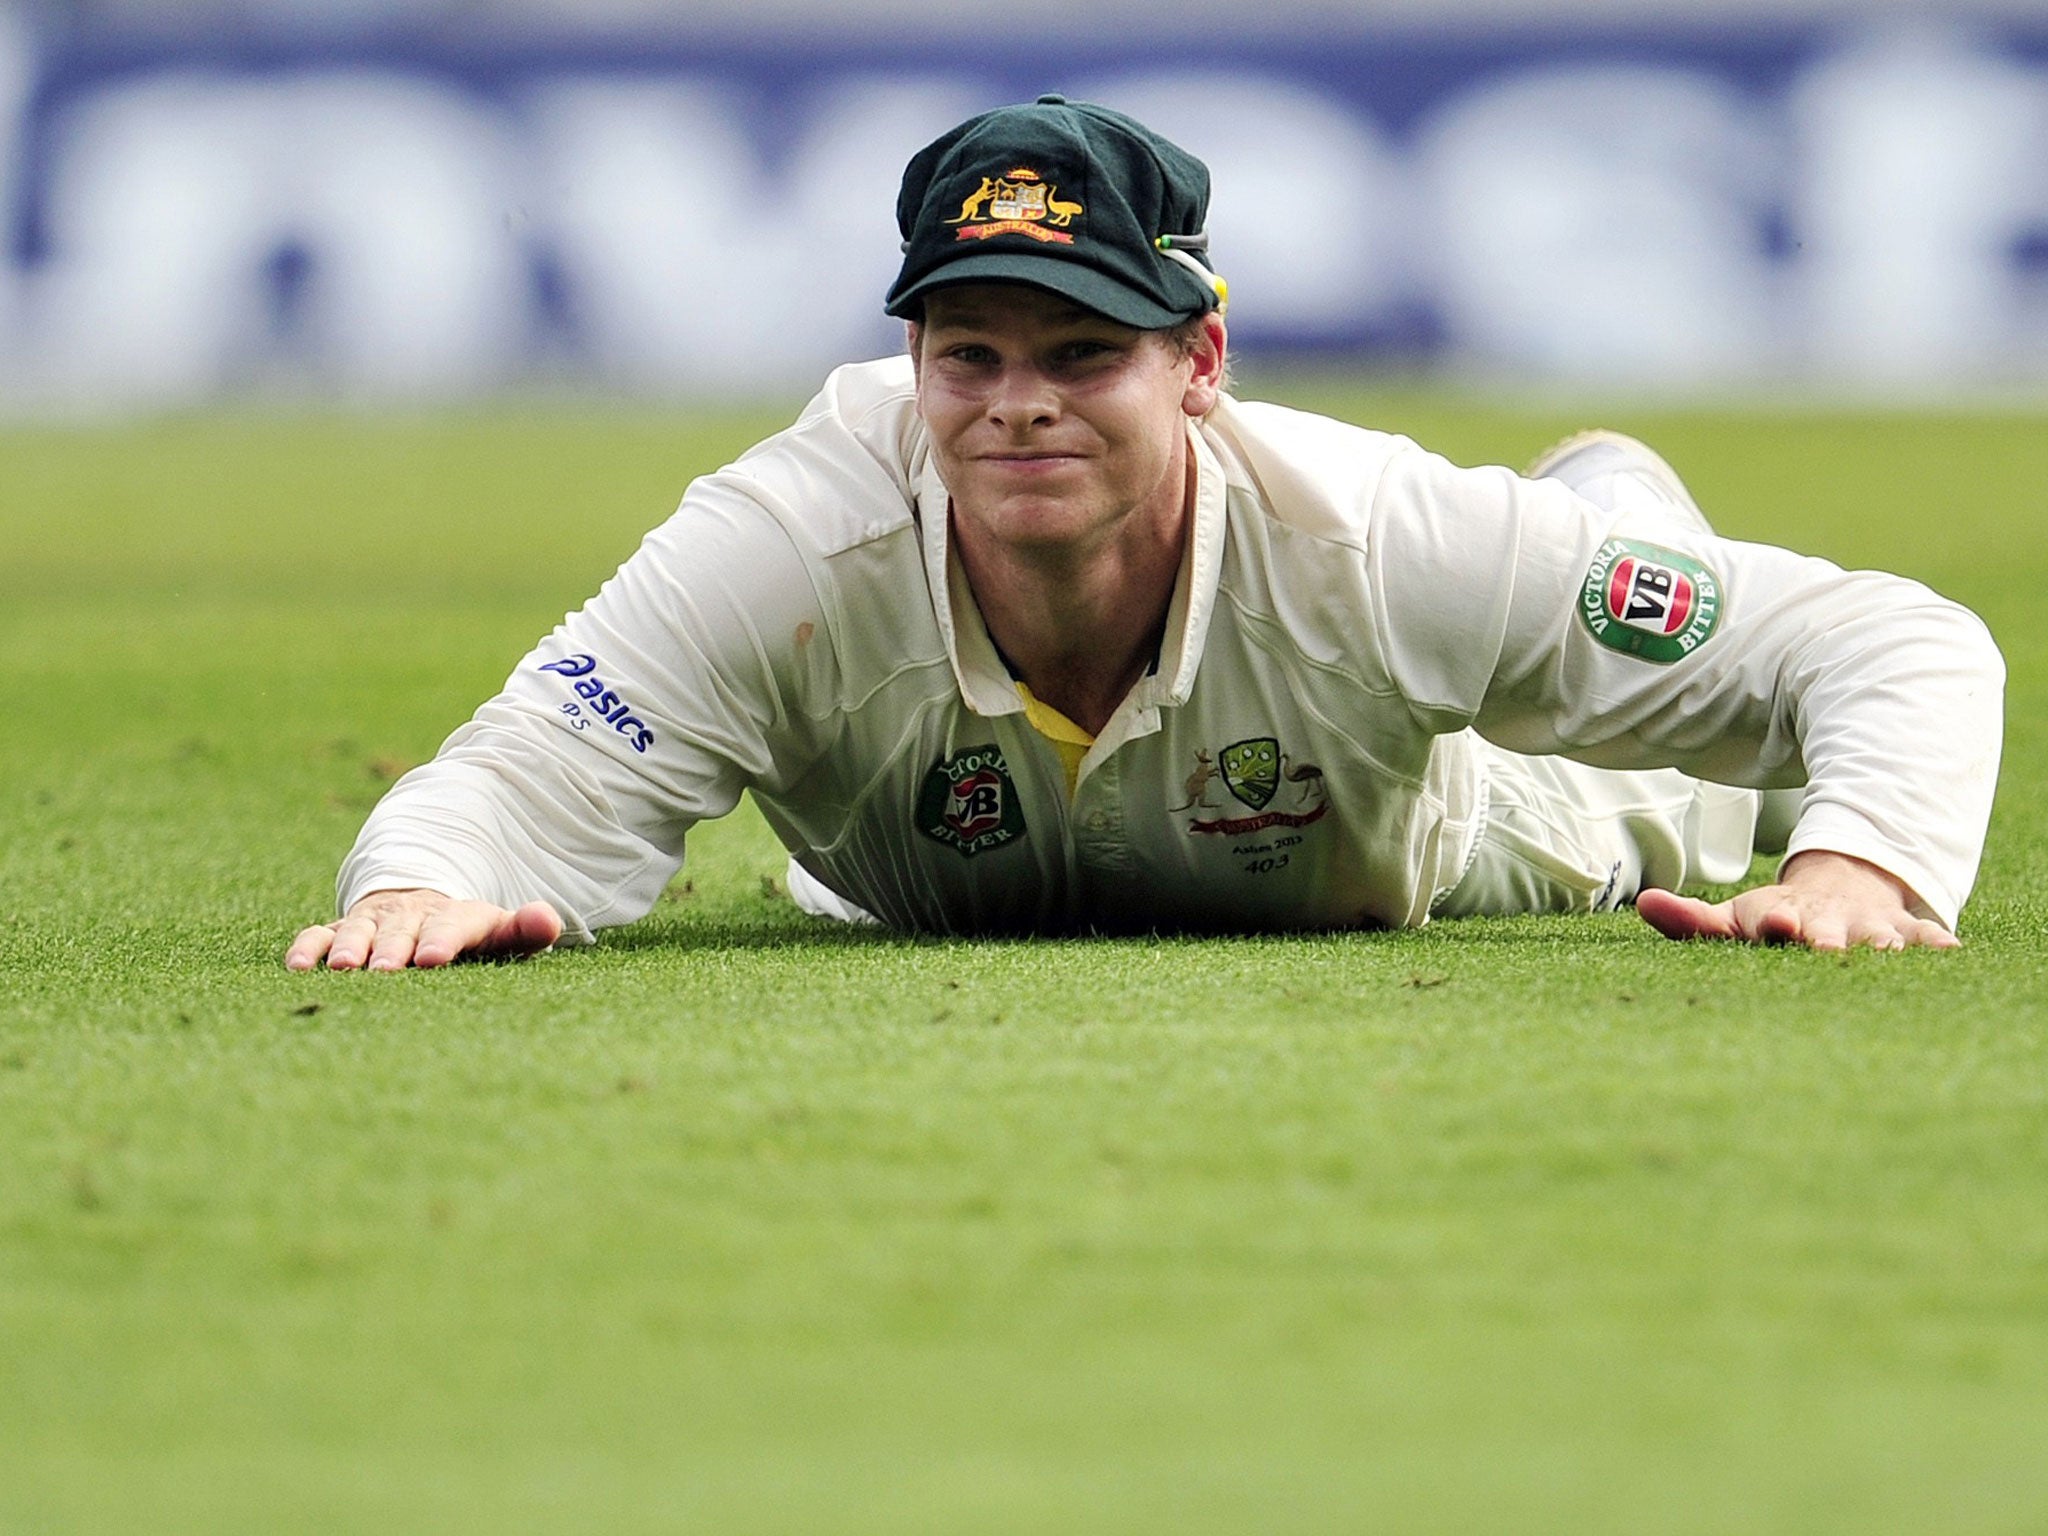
xmin=915 ymin=416 xmax=1229 ymax=724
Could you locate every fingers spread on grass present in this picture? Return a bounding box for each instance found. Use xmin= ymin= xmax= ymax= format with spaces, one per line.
xmin=1862 ymin=915 xmax=1960 ymax=951
xmin=1635 ymin=888 xmax=1739 ymax=942
xmin=286 ymin=892 xmax=558 ymax=972
xmin=411 ymin=900 xmax=560 ymax=967
xmin=323 ymin=914 xmax=381 ymax=970
xmin=366 ymin=905 xmax=428 ymax=971
xmin=412 ymin=907 xmax=477 ymax=968
xmin=1639 ymin=879 xmax=1962 ymax=952
xmin=497 ymin=901 xmax=564 ymax=956
xmin=292 ymin=889 xmax=460 ymax=971
xmin=1739 ymin=892 xmax=1809 ymax=947
xmin=284 ymin=924 xmax=337 ymax=972
xmin=1782 ymin=905 xmax=1845 ymax=951
xmin=1906 ymin=918 xmax=1964 ymax=950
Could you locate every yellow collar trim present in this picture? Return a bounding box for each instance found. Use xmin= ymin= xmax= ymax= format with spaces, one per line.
xmin=1015 ymin=682 xmax=1094 ymax=800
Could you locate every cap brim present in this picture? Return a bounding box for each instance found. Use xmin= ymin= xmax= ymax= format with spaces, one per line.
xmin=884 ymin=250 xmax=1193 ymax=330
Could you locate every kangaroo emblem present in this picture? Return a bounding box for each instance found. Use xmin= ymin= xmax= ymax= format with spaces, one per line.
xmin=1167 ymin=749 xmax=1220 ymax=811
xmin=947 ymin=177 xmax=998 ymax=224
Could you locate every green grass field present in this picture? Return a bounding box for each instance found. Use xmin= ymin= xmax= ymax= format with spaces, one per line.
xmin=4 ymin=386 xmax=2045 ymax=1534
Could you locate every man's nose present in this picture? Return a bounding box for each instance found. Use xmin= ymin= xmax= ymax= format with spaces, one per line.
xmin=986 ymin=365 xmax=1057 ymax=429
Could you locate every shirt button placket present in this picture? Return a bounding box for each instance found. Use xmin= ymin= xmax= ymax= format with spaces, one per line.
xmin=1073 ymin=761 xmax=1130 ymax=872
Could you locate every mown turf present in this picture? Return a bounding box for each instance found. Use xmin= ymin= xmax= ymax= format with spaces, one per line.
xmin=3 ymin=393 xmax=2045 ymax=1534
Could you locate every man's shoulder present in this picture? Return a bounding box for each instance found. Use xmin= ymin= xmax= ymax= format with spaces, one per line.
xmin=719 ymin=355 xmax=924 ymax=559
xmin=1201 ymin=395 xmax=1425 ymax=545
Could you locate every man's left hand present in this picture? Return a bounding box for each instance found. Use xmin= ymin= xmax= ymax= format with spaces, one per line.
xmin=1635 ymin=850 xmax=1959 ymax=951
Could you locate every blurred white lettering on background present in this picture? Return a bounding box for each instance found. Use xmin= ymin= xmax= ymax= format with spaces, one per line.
xmin=3 ymin=15 xmax=2047 ymax=407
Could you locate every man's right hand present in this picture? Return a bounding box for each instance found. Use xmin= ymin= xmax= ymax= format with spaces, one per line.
xmin=284 ymin=889 xmax=564 ymax=972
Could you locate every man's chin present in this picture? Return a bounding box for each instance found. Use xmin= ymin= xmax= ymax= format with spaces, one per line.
xmin=952 ymin=478 xmax=1101 ymax=532
xmin=971 ymin=460 xmax=1090 ymax=503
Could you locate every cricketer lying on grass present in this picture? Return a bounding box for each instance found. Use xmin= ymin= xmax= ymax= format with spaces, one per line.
xmin=287 ymin=95 xmax=2003 ymax=970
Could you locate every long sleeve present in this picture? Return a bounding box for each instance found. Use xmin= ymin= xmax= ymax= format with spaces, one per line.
xmin=1363 ymin=446 xmax=2004 ymax=928
xmin=336 ymin=482 xmax=828 ymax=942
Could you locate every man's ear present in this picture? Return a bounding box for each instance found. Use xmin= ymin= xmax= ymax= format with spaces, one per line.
xmin=1182 ymin=312 xmax=1227 ymax=418
xmin=905 ymin=321 xmax=923 ymax=390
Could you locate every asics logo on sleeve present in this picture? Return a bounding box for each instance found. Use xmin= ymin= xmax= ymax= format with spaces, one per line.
xmin=538 ymin=653 xmax=656 ymax=753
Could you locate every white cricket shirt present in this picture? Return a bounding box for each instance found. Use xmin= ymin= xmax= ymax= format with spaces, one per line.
xmin=339 ymin=357 xmax=2003 ymax=936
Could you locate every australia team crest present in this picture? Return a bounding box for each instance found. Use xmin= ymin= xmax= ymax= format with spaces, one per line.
xmin=917 ymin=744 xmax=1027 ymax=857
xmin=1174 ymin=736 xmax=1330 ymax=837
xmin=947 ymin=166 xmax=1084 ymax=246
xmin=1217 ymin=737 xmax=1281 ymax=811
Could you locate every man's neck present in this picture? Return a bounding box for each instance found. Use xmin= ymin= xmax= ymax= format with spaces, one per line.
xmin=951 ymin=462 xmax=1194 ymax=737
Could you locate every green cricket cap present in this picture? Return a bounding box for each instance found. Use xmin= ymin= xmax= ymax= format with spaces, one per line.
xmin=884 ymin=94 xmax=1223 ymax=330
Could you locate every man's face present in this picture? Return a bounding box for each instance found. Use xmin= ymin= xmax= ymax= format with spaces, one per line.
xmin=910 ymin=283 xmax=1222 ymax=554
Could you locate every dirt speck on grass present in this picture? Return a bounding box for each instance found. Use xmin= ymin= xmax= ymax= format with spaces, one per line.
xmin=65 ymin=1163 xmax=103 ymax=1211
xmin=291 ymin=1001 xmax=322 ymax=1017
xmin=279 ymin=1241 xmax=357 ymax=1280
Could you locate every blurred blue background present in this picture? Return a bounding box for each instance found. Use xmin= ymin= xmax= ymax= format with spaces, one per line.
xmin=5 ymin=0 xmax=2048 ymax=409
